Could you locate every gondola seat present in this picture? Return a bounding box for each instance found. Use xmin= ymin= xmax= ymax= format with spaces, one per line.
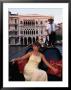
xmin=9 ymin=47 xmax=62 ymax=81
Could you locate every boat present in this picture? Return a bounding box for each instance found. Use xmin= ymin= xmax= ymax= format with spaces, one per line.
xmin=9 ymin=46 xmax=62 ymax=81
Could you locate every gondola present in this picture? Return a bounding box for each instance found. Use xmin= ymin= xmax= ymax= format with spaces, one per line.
xmin=9 ymin=46 xmax=62 ymax=81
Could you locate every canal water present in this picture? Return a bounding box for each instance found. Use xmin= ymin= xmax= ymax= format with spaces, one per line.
xmin=9 ymin=45 xmax=62 ymax=61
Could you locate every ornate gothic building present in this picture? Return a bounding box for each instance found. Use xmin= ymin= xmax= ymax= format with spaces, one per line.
xmin=9 ymin=12 xmax=53 ymax=45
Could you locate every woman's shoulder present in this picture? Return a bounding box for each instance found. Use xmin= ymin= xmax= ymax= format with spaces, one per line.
xmin=39 ymin=52 xmax=44 ymax=57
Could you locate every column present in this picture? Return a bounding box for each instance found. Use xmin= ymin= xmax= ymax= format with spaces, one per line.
xmin=26 ymin=37 xmax=28 ymax=45
xmin=23 ymin=37 xmax=24 ymax=45
xmin=18 ymin=37 xmax=20 ymax=45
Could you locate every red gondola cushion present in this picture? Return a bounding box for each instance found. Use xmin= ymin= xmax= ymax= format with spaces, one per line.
xmin=47 ymin=60 xmax=62 ymax=77
xmin=16 ymin=59 xmax=28 ymax=73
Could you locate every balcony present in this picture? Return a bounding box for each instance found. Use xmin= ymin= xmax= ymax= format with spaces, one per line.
xmin=9 ymin=29 xmax=18 ymax=31
xmin=9 ymin=23 xmax=18 ymax=26
xmin=9 ymin=35 xmax=19 ymax=37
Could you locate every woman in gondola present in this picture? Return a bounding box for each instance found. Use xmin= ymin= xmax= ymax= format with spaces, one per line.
xmin=11 ymin=42 xmax=58 ymax=81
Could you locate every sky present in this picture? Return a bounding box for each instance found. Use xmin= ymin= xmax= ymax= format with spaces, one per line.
xmin=8 ymin=8 xmax=62 ymax=24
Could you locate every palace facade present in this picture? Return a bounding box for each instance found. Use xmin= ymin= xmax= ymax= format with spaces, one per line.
xmin=9 ymin=12 xmax=54 ymax=45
